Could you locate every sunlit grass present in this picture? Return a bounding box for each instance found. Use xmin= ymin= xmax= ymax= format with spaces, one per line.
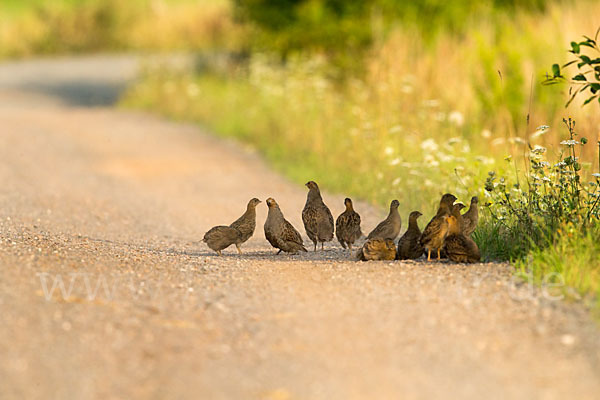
xmin=0 ymin=0 xmax=237 ymax=58
xmin=514 ymin=224 xmax=600 ymax=312
xmin=122 ymin=1 xmax=600 ymax=213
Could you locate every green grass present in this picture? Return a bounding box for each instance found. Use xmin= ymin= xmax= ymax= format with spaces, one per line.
xmin=514 ymin=224 xmax=600 ymax=312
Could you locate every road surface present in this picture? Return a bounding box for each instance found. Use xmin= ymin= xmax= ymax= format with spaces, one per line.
xmin=0 ymin=55 xmax=599 ymax=399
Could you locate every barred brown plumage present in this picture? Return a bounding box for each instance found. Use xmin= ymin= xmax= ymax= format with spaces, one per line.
xmin=335 ymin=198 xmax=362 ymax=252
xmin=302 ymin=181 xmax=334 ymax=251
xmin=202 ymin=226 xmax=242 ymax=256
xmin=366 ymin=199 xmax=401 ymax=240
xmin=445 ymin=214 xmax=481 ymax=263
xmin=264 ymin=197 xmax=307 ymax=254
xmin=229 ymin=198 xmax=261 ymax=254
xmin=397 ymin=211 xmax=424 ymax=260
xmin=461 ymin=196 xmax=479 ymax=236
xmin=420 ymin=193 xmax=456 ymax=261
xmin=357 ymin=238 xmax=396 ymax=261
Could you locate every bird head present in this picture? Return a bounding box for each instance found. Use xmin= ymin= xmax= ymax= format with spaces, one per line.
xmin=440 ymin=193 xmax=457 ymax=206
xmin=454 ymin=203 xmax=466 ymax=211
xmin=344 ymin=197 xmax=353 ymax=208
xmin=471 ymin=196 xmax=479 ymax=204
xmin=390 ymin=199 xmax=400 ymax=209
xmin=266 ymin=198 xmax=277 ymax=208
xmin=305 ymin=181 xmax=319 ymax=191
xmin=409 ymin=211 xmax=422 ymax=219
xmin=248 ymin=198 xmax=262 ymax=208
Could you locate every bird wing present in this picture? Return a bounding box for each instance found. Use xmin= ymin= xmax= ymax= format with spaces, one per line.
xmin=264 ymin=225 xmax=278 ymax=248
xmin=335 ymin=212 xmax=347 ymax=245
xmin=350 ymin=212 xmax=362 ymax=237
xmin=282 ymin=219 xmax=304 ymax=245
xmin=420 ymin=216 xmax=444 ymax=246
xmin=367 ymin=220 xmax=387 ymax=239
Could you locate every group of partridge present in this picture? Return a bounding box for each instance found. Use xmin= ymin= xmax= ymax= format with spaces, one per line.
xmin=203 ymin=181 xmax=480 ymax=263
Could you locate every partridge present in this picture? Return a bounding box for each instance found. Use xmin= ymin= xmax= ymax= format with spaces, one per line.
xmin=335 ymin=198 xmax=362 ymax=252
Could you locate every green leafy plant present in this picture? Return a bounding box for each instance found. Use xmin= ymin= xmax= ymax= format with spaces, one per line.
xmin=483 ymin=118 xmax=600 ymax=259
xmin=543 ymin=27 xmax=600 ymax=107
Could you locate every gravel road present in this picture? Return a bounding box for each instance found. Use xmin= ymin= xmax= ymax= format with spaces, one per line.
xmin=0 ymin=55 xmax=599 ymax=400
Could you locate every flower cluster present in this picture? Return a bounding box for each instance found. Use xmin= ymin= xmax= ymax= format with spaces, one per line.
xmin=484 ymin=118 xmax=600 ymax=243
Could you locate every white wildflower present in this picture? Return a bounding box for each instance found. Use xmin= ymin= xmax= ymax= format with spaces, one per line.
xmin=434 ymin=112 xmax=446 ymax=122
xmin=592 ymin=173 xmax=600 ymax=178
xmin=554 ymin=161 xmax=567 ymax=168
xmin=491 ymin=138 xmax=506 ymax=146
xmin=560 ymin=139 xmax=580 ymax=146
xmin=447 ymin=137 xmax=461 ymax=145
xmin=448 ymin=111 xmax=464 ymax=127
xmin=423 ymin=99 xmax=440 ymax=107
xmin=531 ymin=125 xmax=550 ymax=138
xmin=424 ymin=179 xmax=434 ymax=187
xmin=421 ymin=138 xmax=439 ymax=152
xmin=531 ymin=145 xmax=546 ymax=155
xmin=509 ymin=137 xmax=527 ymax=145
xmin=384 ymin=146 xmax=394 ymax=156
xmin=392 ymin=177 xmax=401 ymax=186
xmin=481 ymin=129 xmax=492 ymax=138
xmin=476 ymin=156 xmax=495 ymax=165
xmin=389 ymin=125 xmax=403 ymax=134
xmin=423 ymin=154 xmax=440 ymax=167
xmin=389 ymin=158 xmax=401 ymax=166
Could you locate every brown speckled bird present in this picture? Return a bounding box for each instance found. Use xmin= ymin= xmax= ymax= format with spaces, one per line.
xmin=229 ymin=198 xmax=261 ymax=254
xmin=357 ymin=239 xmax=396 ymax=261
xmin=302 ymin=181 xmax=334 ymax=251
xmin=203 ymin=226 xmax=242 ymax=256
xmin=445 ymin=214 xmax=481 ymax=263
xmin=335 ymin=198 xmax=362 ymax=252
xmin=452 ymin=203 xmax=466 ymax=222
xmin=461 ymin=196 xmax=479 ymax=236
xmin=367 ymin=200 xmax=401 ymax=240
xmin=397 ymin=211 xmax=424 ymax=260
xmin=264 ymin=197 xmax=307 ymax=254
xmin=420 ymin=193 xmax=456 ymax=261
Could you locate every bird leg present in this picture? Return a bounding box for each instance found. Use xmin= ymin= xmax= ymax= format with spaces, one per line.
xmin=321 ymin=242 xmax=324 ymax=251
xmin=235 ymin=244 xmax=242 ymax=255
xmin=314 ymin=242 xmax=317 ymax=252
xmin=217 ymin=250 xmax=222 ymax=256
xmin=349 ymin=243 xmax=353 ymax=252
xmin=437 ymin=249 xmax=441 ymax=260
xmin=427 ymin=249 xmax=431 ymax=262
xmin=276 ymin=249 xmax=282 ymax=255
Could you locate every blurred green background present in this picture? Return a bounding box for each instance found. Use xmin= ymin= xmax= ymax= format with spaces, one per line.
xmin=2 ymin=0 xmax=598 ymax=208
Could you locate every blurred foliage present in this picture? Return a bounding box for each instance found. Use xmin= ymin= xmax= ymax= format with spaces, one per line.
xmin=233 ymin=0 xmax=551 ymax=64
xmin=0 ymin=0 xmax=241 ymax=57
xmin=544 ymin=28 xmax=600 ymax=108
